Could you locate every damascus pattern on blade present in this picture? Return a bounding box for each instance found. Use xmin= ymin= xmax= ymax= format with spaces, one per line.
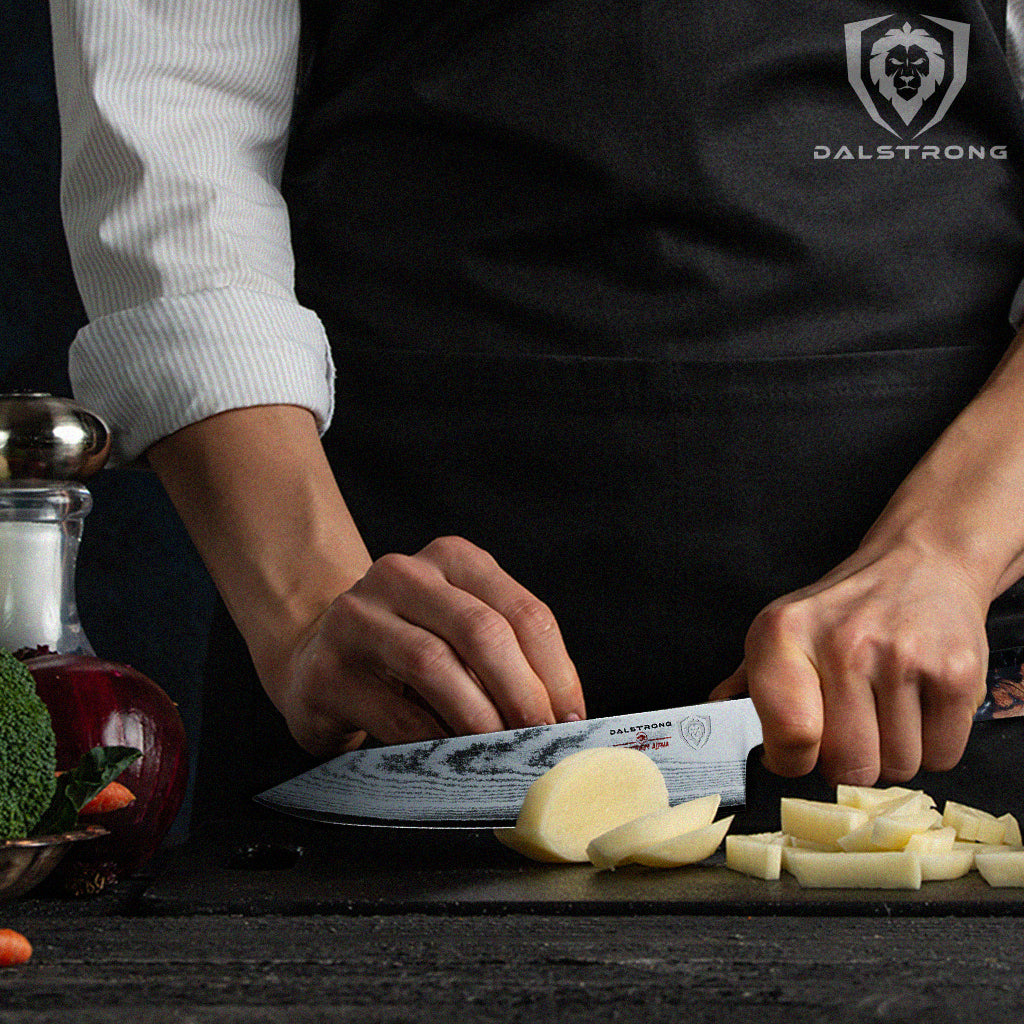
xmin=255 ymin=699 xmax=763 ymax=824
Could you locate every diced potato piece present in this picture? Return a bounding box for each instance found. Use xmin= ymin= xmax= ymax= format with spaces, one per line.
xmin=904 ymin=827 xmax=956 ymax=855
xmin=780 ymin=798 xmax=868 ymax=848
xmin=629 ymin=815 xmax=734 ymax=868
xmin=586 ymin=794 xmax=720 ymax=870
xmin=943 ymin=800 xmax=1007 ymax=844
xmin=951 ymin=840 xmax=1012 ymax=867
xmin=836 ymin=820 xmax=882 ymax=853
xmin=788 ymin=837 xmax=836 ymax=851
xmin=870 ymin=808 xmax=943 ymax=850
xmin=878 ymin=791 xmax=937 ymax=818
xmin=918 ymin=848 xmax=975 ymax=882
xmin=835 ymin=785 xmax=917 ymax=813
xmin=998 ymin=813 xmax=1023 ymax=847
xmin=784 ymin=849 xmax=922 ymax=890
xmin=975 ymin=850 xmax=1024 ymax=887
xmin=493 ymin=747 xmax=669 ymax=862
xmin=726 ymin=834 xmax=783 ymax=880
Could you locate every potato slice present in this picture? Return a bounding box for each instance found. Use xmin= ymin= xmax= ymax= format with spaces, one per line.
xmin=726 ymin=834 xmax=783 ymax=880
xmin=780 ymin=798 xmax=868 ymax=848
xmin=783 ymin=849 xmax=922 ymax=890
xmin=493 ymin=747 xmax=669 ymax=862
xmin=975 ymin=850 xmax=1024 ymax=887
xmin=586 ymin=794 xmax=720 ymax=870
xmin=628 ymin=815 xmax=733 ymax=868
xmin=918 ymin=848 xmax=975 ymax=882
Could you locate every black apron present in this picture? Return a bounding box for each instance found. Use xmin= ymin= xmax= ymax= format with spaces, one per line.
xmin=197 ymin=0 xmax=1024 ymax=819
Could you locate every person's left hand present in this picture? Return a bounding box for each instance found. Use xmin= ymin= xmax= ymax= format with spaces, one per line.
xmin=709 ymin=538 xmax=990 ymax=786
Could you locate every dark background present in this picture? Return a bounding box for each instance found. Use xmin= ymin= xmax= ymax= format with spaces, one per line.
xmin=1 ymin=6 xmax=215 ymax=838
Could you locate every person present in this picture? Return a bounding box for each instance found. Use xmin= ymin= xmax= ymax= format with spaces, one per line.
xmin=49 ymin=0 xmax=1024 ymax=813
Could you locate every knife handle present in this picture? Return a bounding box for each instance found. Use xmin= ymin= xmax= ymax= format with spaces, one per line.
xmin=975 ymin=646 xmax=1024 ymax=722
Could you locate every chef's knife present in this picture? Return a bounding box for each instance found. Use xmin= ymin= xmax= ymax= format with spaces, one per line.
xmin=254 ymin=665 xmax=1024 ymax=828
xmin=255 ymin=697 xmax=762 ymax=827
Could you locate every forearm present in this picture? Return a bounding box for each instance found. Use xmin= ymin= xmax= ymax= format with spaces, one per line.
xmin=146 ymin=405 xmax=372 ymax=690
xmin=857 ymin=327 xmax=1024 ymax=605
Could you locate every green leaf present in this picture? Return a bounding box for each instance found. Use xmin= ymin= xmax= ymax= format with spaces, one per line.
xmin=30 ymin=746 xmax=142 ymax=836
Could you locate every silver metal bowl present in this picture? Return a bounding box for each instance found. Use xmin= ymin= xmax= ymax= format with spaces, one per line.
xmin=0 ymin=826 xmax=108 ymax=902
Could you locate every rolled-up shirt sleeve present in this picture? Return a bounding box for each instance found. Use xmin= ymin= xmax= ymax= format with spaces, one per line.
xmin=50 ymin=0 xmax=333 ymax=464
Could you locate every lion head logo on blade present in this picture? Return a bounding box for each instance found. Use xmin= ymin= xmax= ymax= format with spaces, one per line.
xmin=845 ymin=14 xmax=969 ymax=139
xmin=870 ymin=23 xmax=944 ymax=125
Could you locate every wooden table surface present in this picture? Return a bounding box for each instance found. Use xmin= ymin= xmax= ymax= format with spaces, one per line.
xmin=3 ymin=805 xmax=1024 ymax=1023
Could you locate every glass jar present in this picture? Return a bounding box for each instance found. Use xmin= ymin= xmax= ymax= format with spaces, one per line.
xmin=0 ymin=482 xmax=95 ymax=655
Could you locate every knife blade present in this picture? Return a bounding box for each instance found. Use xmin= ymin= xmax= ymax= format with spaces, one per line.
xmin=255 ymin=660 xmax=1024 ymax=829
xmin=254 ymin=697 xmax=763 ymax=827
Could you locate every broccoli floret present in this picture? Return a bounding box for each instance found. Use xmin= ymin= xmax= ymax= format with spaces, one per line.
xmin=0 ymin=648 xmax=57 ymax=840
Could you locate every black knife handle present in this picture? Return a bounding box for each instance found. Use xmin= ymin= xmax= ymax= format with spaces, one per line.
xmin=975 ymin=646 xmax=1024 ymax=722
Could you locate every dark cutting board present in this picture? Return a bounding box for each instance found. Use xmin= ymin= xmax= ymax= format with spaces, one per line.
xmin=138 ymin=814 xmax=1024 ymax=917
xmin=141 ymin=718 xmax=1024 ymax=916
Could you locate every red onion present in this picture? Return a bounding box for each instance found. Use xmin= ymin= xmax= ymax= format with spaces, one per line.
xmin=24 ymin=652 xmax=188 ymax=893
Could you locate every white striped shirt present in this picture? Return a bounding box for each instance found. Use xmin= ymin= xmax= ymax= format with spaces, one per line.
xmin=49 ymin=1 xmax=1024 ymax=464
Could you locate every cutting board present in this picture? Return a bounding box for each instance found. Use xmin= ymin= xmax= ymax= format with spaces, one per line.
xmin=141 ymin=719 xmax=1024 ymax=917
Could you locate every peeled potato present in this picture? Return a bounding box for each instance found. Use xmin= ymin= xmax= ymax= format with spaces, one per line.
xmin=918 ymin=848 xmax=975 ymax=882
xmin=726 ymin=833 xmax=784 ymax=880
xmin=493 ymin=747 xmax=669 ymax=862
xmin=493 ymin=824 xmax=575 ymax=863
xmin=784 ymin=849 xmax=922 ymax=890
xmin=975 ymin=850 xmax=1024 ymax=887
xmin=943 ymin=800 xmax=1008 ymax=844
xmin=586 ymin=794 xmax=720 ymax=870
xmin=628 ymin=815 xmax=734 ymax=868
xmin=780 ymin=798 xmax=868 ymax=848
xmin=904 ymin=827 xmax=957 ymax=856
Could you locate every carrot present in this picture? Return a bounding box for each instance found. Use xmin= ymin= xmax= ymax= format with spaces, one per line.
xmin=0 ymin=929 xmax=32 ymax=966
xmin=79 ymin=779 xmax=136 ymax=815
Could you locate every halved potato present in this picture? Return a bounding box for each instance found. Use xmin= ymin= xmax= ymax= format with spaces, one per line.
xmin=586 ymin=794 xmax=720 ymax=870
xmin=493 ymin=824 xmax=573 ymax=862
xmin=493 ymin=746 xmax=669 ymax=862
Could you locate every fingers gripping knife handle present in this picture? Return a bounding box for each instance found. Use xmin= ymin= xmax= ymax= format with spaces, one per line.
xmin=734 ymin=648 xmax=1024 ymax=834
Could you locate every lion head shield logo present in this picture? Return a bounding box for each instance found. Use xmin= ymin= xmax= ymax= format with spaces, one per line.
xmin=845 ymin=14 xmax=970 ymax=139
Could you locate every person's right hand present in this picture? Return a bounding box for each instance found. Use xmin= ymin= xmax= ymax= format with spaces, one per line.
xmin=269 ymin=536 xmax=587 ymax=758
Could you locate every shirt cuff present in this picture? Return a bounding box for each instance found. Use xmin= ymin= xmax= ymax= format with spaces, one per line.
xmin=69 ymin=287 xmax=334 ymax=465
